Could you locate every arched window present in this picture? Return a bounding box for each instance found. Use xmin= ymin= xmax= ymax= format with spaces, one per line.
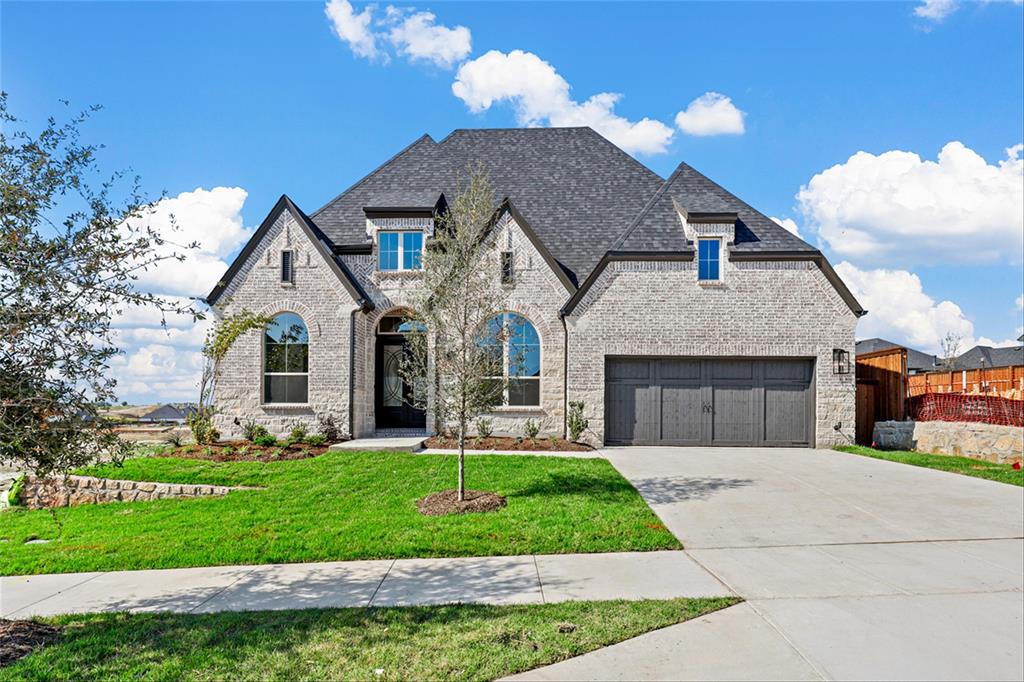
xmin=264 ymin=312 xmax=309 ymax=404
xmin=481 ymin=312 xmax=541 ymax=407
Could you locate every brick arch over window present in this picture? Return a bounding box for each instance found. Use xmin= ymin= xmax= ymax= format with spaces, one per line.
xmin=257 ymin=300 xmax=321 ymax=339
xmin=368 ymin=304 xmax=419 ymax=331
xmin=503 ymin=298 xmax=555 ymax=350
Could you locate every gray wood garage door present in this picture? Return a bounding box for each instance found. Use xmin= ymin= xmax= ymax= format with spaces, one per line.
xmin=604 ymin=358 xmax=814 ymax=447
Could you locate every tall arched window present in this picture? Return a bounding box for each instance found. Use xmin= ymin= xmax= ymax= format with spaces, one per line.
xmin=264 ymin=312 xmax=309 ymax=404
xmin=481 ymin=312 xmax=541 ymax=407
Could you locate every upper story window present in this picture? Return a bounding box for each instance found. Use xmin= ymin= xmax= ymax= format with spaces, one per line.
xmin=280 ymin=250 xmax=294 ymax=284
xmin=264 ymin=312 xmax=309 ymax=404
xmin=378 ymin=231 xmax=424 ymax=271
xmin=698 ymin=238 xmax=721 ymax=281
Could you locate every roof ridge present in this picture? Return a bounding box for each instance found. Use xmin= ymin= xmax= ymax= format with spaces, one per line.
xmin=310 ymin=133 xmax=436 ymax=221
xmin=674 ymin=160 xmax=815 ymax=249
xmin=610 ymin=163 xmax=685 ymax=251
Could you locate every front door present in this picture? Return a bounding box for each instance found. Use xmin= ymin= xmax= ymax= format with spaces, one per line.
xmin=375 ymin=336 xmax=426 ymax=429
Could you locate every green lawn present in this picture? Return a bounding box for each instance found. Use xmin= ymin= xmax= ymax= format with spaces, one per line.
xmin=0 ymin=598 xmax=738 ymax=681
xmin=835 ymin=445 xmax=1023 ymax=486
xmin=0 ymin=451 xmax=680 ymax=576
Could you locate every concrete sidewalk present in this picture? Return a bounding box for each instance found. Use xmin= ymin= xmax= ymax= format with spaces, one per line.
xmin=0 ymin=550 xmax=732 ymax=618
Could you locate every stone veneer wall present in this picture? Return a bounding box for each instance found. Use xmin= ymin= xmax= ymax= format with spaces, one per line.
xmin=341 ymin=212 xmax=571 ymax=438
xmin=566 ymin=249 xmax=858 ymax=447
xmin=213 ymin=208 xmax=361 ymax=439
xmin=873 ymin=420 xmax=1023 ymax=464
xmin=16 ymin=475 xmax=240 ymax=510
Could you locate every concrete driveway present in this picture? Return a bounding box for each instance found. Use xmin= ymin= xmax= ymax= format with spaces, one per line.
xmin=515 ymin=447 xmax=1024 ymax=681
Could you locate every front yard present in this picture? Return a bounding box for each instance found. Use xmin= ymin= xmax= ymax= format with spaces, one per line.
xmin=1 ymin=598 xmax=738 ymax=681
xmin=0 ymin=451 xmax=680 ymax=576
xmin=835 ymin=445 xmax=1023 ymax=486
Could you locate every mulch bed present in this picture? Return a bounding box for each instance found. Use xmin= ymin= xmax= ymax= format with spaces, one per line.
xmin=417 ymin=489 xmax=508 ymax=516
xmin=0 ymin=619 xmax=59 ymax=666
xmin=423 ymin=436 xmax=593 ymax=452
xmin=158 ymin=441 xmax=331 ymax=462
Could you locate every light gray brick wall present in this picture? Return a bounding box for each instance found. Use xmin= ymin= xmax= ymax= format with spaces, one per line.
xmin=212 ymin=209 xmax=360 ymax=439
xmin=341 ymin=212 xmax=570 ymax=438
xmin=566 ymin=255 xmax=857 ymax=447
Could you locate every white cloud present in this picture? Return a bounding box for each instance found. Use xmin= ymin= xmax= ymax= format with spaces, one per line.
xmin=915 ymin=0 xmax=958 ymax=21
xmin=673 ymin=92 xmax=746 ymax=137
xmin=123 ymin=187 xmax=250 ymax=298
xmin=770 ymin=216 xmax=802 ymax=238
xmin=1017 ymin=294 xmax=1024 ymax=311
xmin=111 ymin=344 xmax=205 ymax=403
xmin=452 ymin=49 xmax=675 ymax=155
xmin=798 ymin=141 xmax=1024 ymax=266
xmin=325 ymin=1 xmax=470 ymax=68
xmin=388 ymin=9 xmax=471 ymax=69
xmin=325 ymin=0 xmax=382 ymax=60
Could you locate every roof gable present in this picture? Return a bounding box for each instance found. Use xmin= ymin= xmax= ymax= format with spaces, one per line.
xmin=207 ymin=195 xmax=372 ymax=309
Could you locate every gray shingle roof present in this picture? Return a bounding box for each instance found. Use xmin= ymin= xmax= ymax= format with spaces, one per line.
xmin=856 ymin=338 xmax=938 ymax=373
xmin=953 ymin=344 xmax=1024 ymax=370
xmin=312 ymin=127 xmax=665 ymax=286
xmin=616 ymin=162 xmax=816 ymax=253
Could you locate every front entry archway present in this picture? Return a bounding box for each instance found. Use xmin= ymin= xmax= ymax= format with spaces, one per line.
xmin=375 ymin=313 xmax=426 ymax=430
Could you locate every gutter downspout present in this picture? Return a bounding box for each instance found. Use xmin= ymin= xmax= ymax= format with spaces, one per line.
xmin=349 ymin=307 xmax=359 ymax=440
xmin=561 ymin=314 xmax=569 ymax=439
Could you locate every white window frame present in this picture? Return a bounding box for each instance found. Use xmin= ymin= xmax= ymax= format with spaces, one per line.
xmin=262 ymin=313 xmax=310 ymax=406
xmin=697 ymin=237 xmax=722 ymax=282
xmin=378 ymin=230 xmax=424 ymax=271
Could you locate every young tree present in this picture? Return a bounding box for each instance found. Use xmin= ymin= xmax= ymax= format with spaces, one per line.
xmin=939 ymin=331 xmax=962 ymax=371
xmin=0 ymin=94 xmax=199 ymax=475
xmin=189 ymin=309 xmax=271 ymax=444
xmin=402 ymin=167 xmax=509 ymax=501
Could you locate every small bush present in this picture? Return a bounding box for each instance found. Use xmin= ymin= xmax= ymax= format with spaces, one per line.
xmin=318 ymin=414 xmax=343 ymax=443
xmin=253 ymin=434 xmax=277 ymax=447
xmin=222 ymin=446 xmax=234 ymax=457
xmin=273 ymin=447 xmax=286 ymax=459
xmin=305 ymin=434 xmax=327 ymax=447
xmin=166 ymin=432 xmax=183 ymax=447
xmin=523 ymin=419 xmax=540 ymax=440
xmin=475 ymin=418 xmax=493 ymax=439
xmin=7 ymin=474 xmax=25 ymax=507
xmin=187 ymin=412 xmax=219 ymax=445
xmin=238 ymin=445 xmax=250 ymax=456
xmin=202 ymin=446 xmax=213 ymax=457
xmin=289 ymin=423 xmax=308 ymax=443
xmin=568 ymin=401 xmax=589 ymax=442
xmin=242 ymin=420 xmax=268 ymax=442
xmin=548 ymin=435 xmax=559 ymax=448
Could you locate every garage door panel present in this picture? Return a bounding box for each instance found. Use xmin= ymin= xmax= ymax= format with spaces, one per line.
xmin=711 ymin=384 xmax=756 ymax=443
xmin=606 ymin=383 xmax=659 ymax=444
xmin=661 ymin=384 xmax=703 ymax=443
xmin=605 ymin=357 xmax=814 ymax=447
xmin=764 ymin=384 xmax=809 ymax=444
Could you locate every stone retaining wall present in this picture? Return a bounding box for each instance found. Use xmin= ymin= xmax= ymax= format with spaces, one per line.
xmin=16 ymin=475 xmax=240 ymax=510
xmin=873 ymin=420 xmax=1023 ymax=465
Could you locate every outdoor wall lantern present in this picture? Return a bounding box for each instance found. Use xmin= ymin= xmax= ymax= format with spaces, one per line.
xmin=832 ymin=348 xmax=851 ymax=375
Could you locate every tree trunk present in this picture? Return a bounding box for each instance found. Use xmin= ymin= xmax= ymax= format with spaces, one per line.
xmin=457 ymin=421 xmax=466 ymax=502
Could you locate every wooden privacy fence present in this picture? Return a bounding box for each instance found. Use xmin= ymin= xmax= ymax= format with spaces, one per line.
xmin=855 ymin=347 xmax=907 ymax=445
xmin=907 ymin=365 xmax=1024 ymax=399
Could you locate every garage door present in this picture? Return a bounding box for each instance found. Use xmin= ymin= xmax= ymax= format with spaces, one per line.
xmin=604 ymin=358 xmax=814 ymax=446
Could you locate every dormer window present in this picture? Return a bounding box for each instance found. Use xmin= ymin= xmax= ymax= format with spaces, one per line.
xmin=378 ymin=231 xmax=424 ymax=271
xmin=698 ymin=238 xmax=720 ymax=281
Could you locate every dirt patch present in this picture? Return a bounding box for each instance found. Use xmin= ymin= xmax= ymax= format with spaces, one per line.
xmin=417 ymin=489 xmax=508 ymax=516
xmin=156 ymin=441 xmax=330 ymax=462
xmin=0 ymin=619 xmax=59 ymax=666
xmin=423 ymin=436 xmax=593 ymax=452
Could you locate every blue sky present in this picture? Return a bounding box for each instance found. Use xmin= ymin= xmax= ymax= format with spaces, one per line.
xmin=3 ymin=0 xmax=1023 ymax=403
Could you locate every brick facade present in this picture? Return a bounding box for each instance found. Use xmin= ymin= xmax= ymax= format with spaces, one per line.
xmin=212 ymin=210 xmax=856 ymax=447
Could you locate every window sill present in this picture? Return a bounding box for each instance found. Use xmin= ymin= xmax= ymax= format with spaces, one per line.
xmin=488 ymin=406 xmax=545 ymax=414
xmin=697 ymin=280 xmax=726 ymax=288
xmin=261 ymin=403 xmax=311 ymax=409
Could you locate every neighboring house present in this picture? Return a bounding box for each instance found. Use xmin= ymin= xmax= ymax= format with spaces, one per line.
xmin=207 ymin=127 xmax=864 ymax=447
xmin=139 ymin=404 xmax=197 ymax=424
xmin=856 ymin=338 xmax=938 ymax=374
xmin=952 ymin=343 xmax=1024 ymax=371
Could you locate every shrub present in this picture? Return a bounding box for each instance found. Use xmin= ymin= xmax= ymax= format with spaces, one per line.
xmin=305 ymin=434 xmax=327 ymax=447
xmin=273 ymin=447 xmax=286 ymax=459
xmin=242 ymin=420 xmax=268 ymax=442
xmin=202 ymin=446 xmax=213 ymax=457
xmin=238 ymin=445 xmax=250 ymax=456
xmin=475 ymin=418 xmax=493 ymax=439
xmin=166 ymin=432 xmax=183 ymax=448
xmin=523 ymin=419 xmax=540 ymax=440
xmin=7 ymin=474 xmax=25 ymax=507
xmin=317 ymin=414 xmax=343 ymax=443
xmin=289 ymin=423 xmax=308 ymax=443
xmin=568 ymin=401 xmax=589 ymax=442
xmin=222 ymin=445 xmax=234 ymax=457
xmin=187 ymin=412 xmax=218 ymax=445
xmin=253 ymin=434 xmax=277 ymax=447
